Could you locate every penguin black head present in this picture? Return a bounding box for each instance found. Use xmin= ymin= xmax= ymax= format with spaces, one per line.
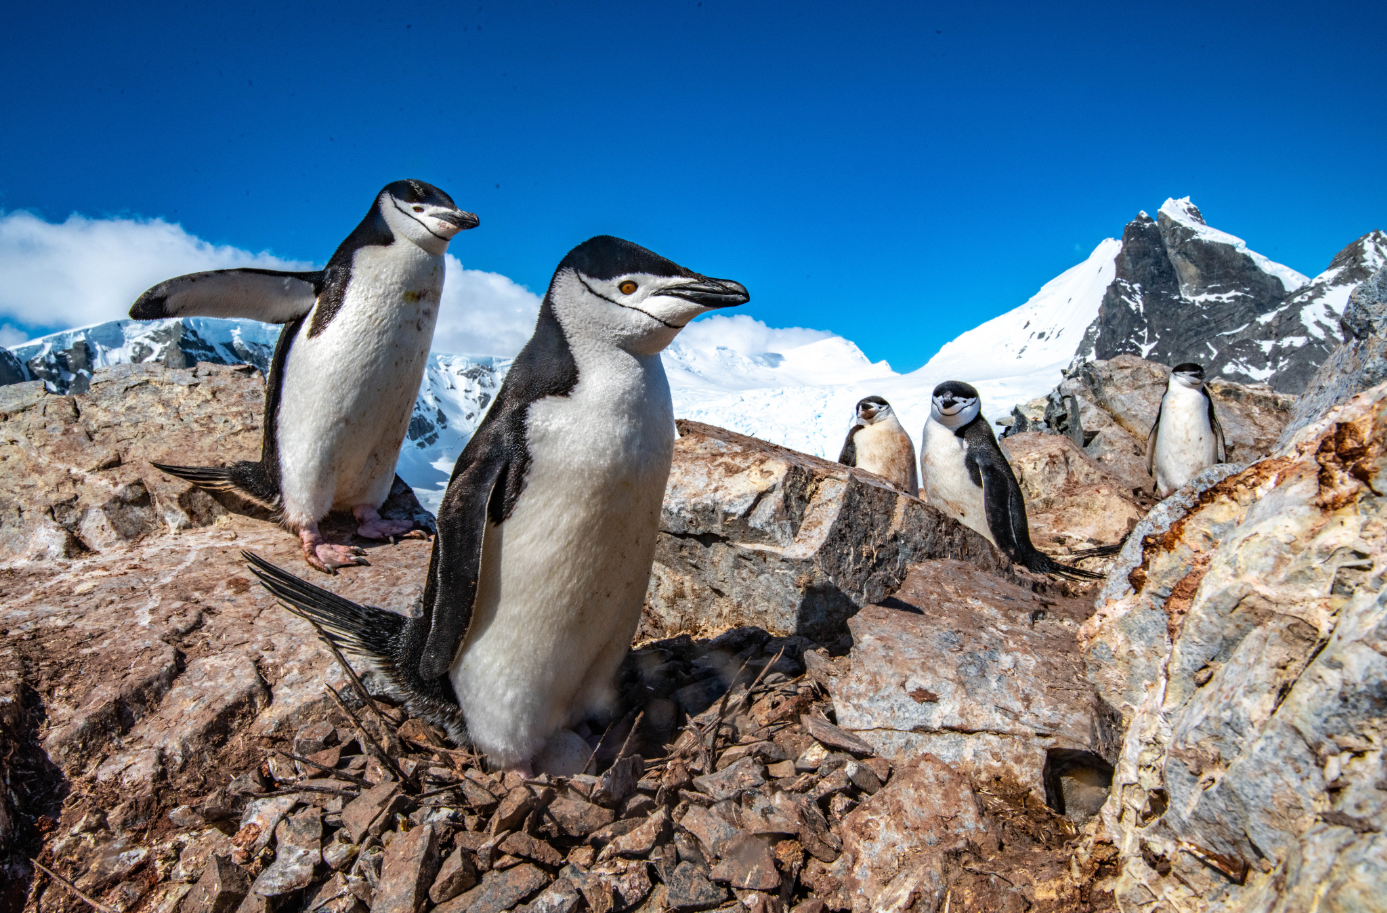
xmin=854 ymin=395 xmax=894 ymax=425
xmin=376 ymin=179 xmax=479 ymax=255
xmin=931 ymin=381 xmax=982 ymax=429
xmin=549 ymin=235 xmax=750 ymax=355
xmin=1171 ymin=362 xmax=1206 ymax=390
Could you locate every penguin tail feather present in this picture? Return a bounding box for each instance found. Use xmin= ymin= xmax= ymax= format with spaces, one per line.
xmin=1023 ymin=551 xmax=1105 ymax=581
xmin=153 ymin=461 xmax=281 ymax=511
xmin=243 ymin=550 xmax=402 ymax=664
xmin=243 ymin=550 xmax=471 ymax=747
xmin=1070 ymin=542 xmax=1125 ymax=560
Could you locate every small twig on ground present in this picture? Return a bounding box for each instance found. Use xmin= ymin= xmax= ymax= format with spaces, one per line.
xmin=614 ymin=711 xmax=645 ymax=761
xmin=582 ymin=722 xmax=616 ymax=776
xmin=31 ymin=859 xmax=117 ymax=913
xmin=415 ymin=783 xmax=464 ymax=800
xmin=325 ymin=684 xmax=406 ymax=784
xmin=248 ymin=783 xmax=361 ymax=799
xmin=272 ymin=748 xmax=373 ymax=788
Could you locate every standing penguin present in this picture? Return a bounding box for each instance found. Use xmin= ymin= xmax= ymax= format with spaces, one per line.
xmin=245 ymin=236 xmax=749 ymax=772
xmin=920 ymin=381 xmax=1099 ymax=580
xmin=129 ymin=180 xmax=478 ymax=572
xmin=1147 ymin=362 xmax=1226 ymax=497
xmin=837 ymin=396 xmax=919 ymax=496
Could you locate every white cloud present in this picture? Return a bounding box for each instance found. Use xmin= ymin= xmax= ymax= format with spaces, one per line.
xmin=0 ymin=324 xmax=28 ymax=347
xmin=0 ymin=211 xmax=314 ymax=332
xmin=0 ymin=210 xmax=541 ymax=357
xmin=434 ymin=255 xmax=541 ymax=357
xmin=676 ymin=313 xmax=836 ymax=355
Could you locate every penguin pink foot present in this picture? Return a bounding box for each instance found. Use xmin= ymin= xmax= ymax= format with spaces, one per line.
xmin=353 ymin=505 xmax=427 ymax=541
xmin=299 ymin=525 xmax=368 ymax=574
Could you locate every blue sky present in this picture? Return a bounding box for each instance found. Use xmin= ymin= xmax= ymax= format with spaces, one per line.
xmin=1 ymin=0 xmax=1383 ymax=371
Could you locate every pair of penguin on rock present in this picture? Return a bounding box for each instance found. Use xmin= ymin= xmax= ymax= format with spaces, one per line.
xmin=838 ymin=363 xmax=1227 ymax=580
xmin=130 ymin=188 xmax=750 ymax=773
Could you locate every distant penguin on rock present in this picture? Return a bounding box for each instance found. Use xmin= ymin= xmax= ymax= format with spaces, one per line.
xmin=129 ymin=180 xmax=478 ymax=572
xmin=837 ymin=396 xmax=918 ymax=496
xmin=920 ymin=381 xmax=1099 ymax=581
xmin=1147 ymin=362 xmax=1226 ymax=498
xmin=245 ymin=236 xmax=749 ymax=773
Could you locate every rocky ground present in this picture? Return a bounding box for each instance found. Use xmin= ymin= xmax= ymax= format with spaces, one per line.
xmin=3 ymin=311 xmax=1385 ymax=912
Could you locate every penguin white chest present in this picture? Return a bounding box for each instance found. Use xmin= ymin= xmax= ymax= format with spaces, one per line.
xmin=1153 ymin=385 xmax=1218 ymax=496
xmin=275 ymin=244 xmax=444 ymax=523
xmin=920 ymin=421 xmax=993 ymax=543
xmin=449 ymin=354 xmax=676 ymax=767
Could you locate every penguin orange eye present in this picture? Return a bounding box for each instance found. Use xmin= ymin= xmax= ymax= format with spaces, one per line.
xmin=413 ymin=206 xmax=425 ymax=213
xmin=619 ymin=281 xmax=638 ymax=294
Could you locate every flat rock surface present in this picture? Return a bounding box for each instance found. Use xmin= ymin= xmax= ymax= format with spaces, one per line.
xmin=826 ymin=560 xmax=1119 ymax=805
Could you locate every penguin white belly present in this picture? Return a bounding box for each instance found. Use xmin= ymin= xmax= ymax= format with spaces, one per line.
xmin=276 ymin=245 xmax=444 ymax=526
xmin=853 ymin=420 xmax=918 ymax=495
xmin=920 ymin=421 xmax=994 ymax=544
xmin=1153 ymin=386 xmax=1218 ymax=496
xmin=449 ymin=355 xmax=675 ymax=766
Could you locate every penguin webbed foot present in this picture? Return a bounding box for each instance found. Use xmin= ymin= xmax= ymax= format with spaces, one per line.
xmin=352 ymin=506 xmax=428 ymax=542
xmin=299 ymin=526 xmax=369 ymax=574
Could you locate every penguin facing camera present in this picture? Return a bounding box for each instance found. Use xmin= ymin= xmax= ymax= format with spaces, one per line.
xmin=837 ymin=396 xmax=919 ymax=496
xmin=129 ymin=180 xmax=478 ymax=572
xmin=920 ymin=380 xmax=1100 ymax=581
xmin=245 ymin=235 xmax=749 ymax=774
xmin=1147 ymin=362 xmax=1226 ymax=498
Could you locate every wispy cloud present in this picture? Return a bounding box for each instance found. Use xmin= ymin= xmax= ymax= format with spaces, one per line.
xmin=0 ymin=210 xmax=541 ymax=356
xmin=677 ymin=312 xmax=836 ymax=354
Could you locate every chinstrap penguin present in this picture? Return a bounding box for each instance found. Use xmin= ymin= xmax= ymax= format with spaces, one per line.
xmin=129 ymin=180 xmax=478 ymax=572
xmin=245 ymin=236 xmax=750 ymax=773
xmin=837 ymin=396 xmax=919 ymax=496
xmin=920 ymin=381 xmax=1099 ymax=581
xmin=1147 ymin=362 xmax=1226 ymax=498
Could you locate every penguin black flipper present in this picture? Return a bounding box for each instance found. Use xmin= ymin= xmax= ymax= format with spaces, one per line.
xmin=1206 ymin=392 xmax=1227 ymax=463
xmin=837 ymin=427 xmax=859 ymax=466
xmin=964 ymin=428 xmax=1102 ymax=582
xmin=130 ymin=268 xmax=326 ymax=323
xmin=150 ymin=460 xmax=281 ymax=511
xmin=1145 ymin=402 xmax=1163 ymax=478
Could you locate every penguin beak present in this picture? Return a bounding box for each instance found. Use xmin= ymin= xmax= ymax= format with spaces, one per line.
xmin=437 ymin=210 xmax=480 ymax=230
xmin=663 ymin=277 xmax=750 ymax=310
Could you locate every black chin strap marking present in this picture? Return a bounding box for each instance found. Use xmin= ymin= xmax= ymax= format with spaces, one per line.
xmin=575 ymin=273 xmax=685 ymax=329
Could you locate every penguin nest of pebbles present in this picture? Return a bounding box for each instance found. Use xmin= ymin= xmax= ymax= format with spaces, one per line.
xmin=30 ymin=628 xmax=1117 ymax=913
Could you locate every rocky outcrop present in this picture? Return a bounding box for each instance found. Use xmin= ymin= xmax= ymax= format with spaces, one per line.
xmin=643 ymin=421 xmax=1027 ymax=648
xmin=1280 ymin=265 xmax=1387 ymax=445
xmin=1000 ymin=432 xmax=1144 ymax=554
xmin=1003 ymin=354 xmax=1294 ymax=496
xmin=823 ymin=561 xmax=1119 ymax=813
xmin=0 ymin=348 xmax=23 ymax=387
xmin=1079 ymin=383 xmax=1387 ymax=911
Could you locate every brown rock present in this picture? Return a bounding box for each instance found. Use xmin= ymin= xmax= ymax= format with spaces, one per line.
xmin=645 ymin=420 xmax=1022 ymax=645
xmin=293 ymin=721 xmax=337 ymax=756
xmin=827 ymin=560 xmax=1118 ymax=803
xmin=679 ymin=804 xmax=742 ymax=859
xmin=491 ymin=785 xmax=535 ymax=835
xmin=569 ymin=861 xmax=652 ymax=912
xmin=592 ymin=754 xmax=641 ymax=807
xmin=341 ymin=782 xmax=404 ymax=844
xmin=692 ymin=756 xmax=766 ymax=801
xmin=663 ymin=861 xmax=728 ymax=911
xmin=250 ymin=807 xmax=322 ymax=896
xmin=547 ymin=796 xmax=615 ymax=837
xmin=373 ymin=822 xmax=440 ymax=913
xmin=175 ymin=828 xmax=235 ymax=883
xmin=304 ymin=873 xmax=368 ymax=913
xmin=499 ymin=831 xmax=564 ymax=867
xmin=600 ymin=807 xmax=669 ymax=858
xmin=800 ymin=715 xmax=872 ymax=756
xmin=181 ymin=854 xmax=252 ymax=913
xmin=436 ymin=863 xmax=550 ymax=913
xmin=708 ymin=833 xmax=781 ymax=891
xmin=516 ymin=876 xmax=584 ymax=913
xmin=839 ymin=757 xmax=985 ymax=913
xmin=1000 ymin=432 xmax=1144 ymax=554
xmin=429 ymin=845 xmax=480 ymax=904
